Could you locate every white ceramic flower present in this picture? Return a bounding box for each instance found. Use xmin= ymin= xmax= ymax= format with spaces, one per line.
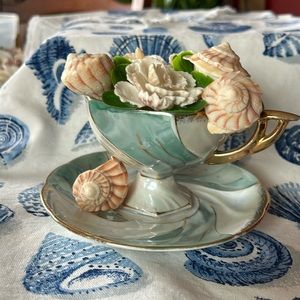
xmin=114 ymin=56 xmax=203 ymax=110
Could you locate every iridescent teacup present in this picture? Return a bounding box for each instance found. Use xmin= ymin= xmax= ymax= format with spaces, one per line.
xmin=88 ymin=99 xmax=299 ymax=219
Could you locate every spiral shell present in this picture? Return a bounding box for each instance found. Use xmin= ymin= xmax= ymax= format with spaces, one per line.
xmin=72 ymin=157 xmax=128 ymax=212
xmin=61 ymin=53 xmax=114 ymax=99
xmin=202 ymin=72 xmax=263 ymax=134
xmin=184 ymin=42 xmax=249 ymax=79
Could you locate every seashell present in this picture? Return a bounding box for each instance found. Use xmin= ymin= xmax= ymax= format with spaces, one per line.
xmin=0 ymin=204 xmax=14 ymax=223
xmin=185 ymin=230 xmax=292 ymax=286
xmin=275 ymin=125 xmax=300 ymax=165
xmin=109 ymin=35 xmax=183 ymax=62
xmin=268 ymin=182 xmax=300 ymax=223
xmin=184 ymin=42 xmax=249 ymax=79
xmin=61 ymin=53 xmax=114 ymax=99
xmin=263 ymin=33 xmax=300 ymax=58
xmin=72 ymin=157 xmax=128 ymax=212
xmin=124 ymin=47 xmax=145 ymax=61
xmin=202 ymin=72 xmax=263 ymax=134
xmin=0 ymin=114 xmax=30 ymax=165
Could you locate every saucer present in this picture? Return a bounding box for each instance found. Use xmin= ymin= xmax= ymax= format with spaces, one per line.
xmin=41 ymin=152 xmax=270 ymax=252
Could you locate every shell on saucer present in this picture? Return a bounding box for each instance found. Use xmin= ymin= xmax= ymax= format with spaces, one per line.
xmin=61 ymin=53 xmax=114 ymax=99
xmin=72 ymin=157 xmax=128 ymax=212
xmin=184 ymin=42 xmax=249 ymax=79
xmin=203 ymin=72 xmax=263 ymax=134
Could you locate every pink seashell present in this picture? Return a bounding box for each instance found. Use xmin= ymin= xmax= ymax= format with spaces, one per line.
xmin=202 ymin=72 xmax=263 ymax=134
xmin=61 ymin=53 xmax=114 ymax=99
xmin=184 ymin=42 xmax=249 ymax=79
xmin=72 ymin=157 xmax=128 ymax=212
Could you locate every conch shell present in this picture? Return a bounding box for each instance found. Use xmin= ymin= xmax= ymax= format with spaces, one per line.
xmin=202 ymin=72 xmax=263 ymax=134
xmin=72 ymin=157 xmax=128 ymax=212
xmin=61 ymin=53 xmax=114 ymax=99
xmin=184 ymin=42 xmax=249 ymax=79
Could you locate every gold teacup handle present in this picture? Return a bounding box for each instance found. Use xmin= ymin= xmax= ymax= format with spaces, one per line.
xmin=205 ymin=110 xmax=300 ymax=164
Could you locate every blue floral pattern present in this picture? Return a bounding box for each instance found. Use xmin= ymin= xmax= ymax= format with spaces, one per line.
xmin=269 ymin=182 xmax=300 ymax=224
xmin=275 ymin=125 xmax=300 ymax=165
xmin=18 ymin=183 xmax=49 ymax=217
xmin=73 ymin=122 xmax=98 ymax=150
xmin=189 ymin=22 xmax=251 ymax=33
xmin=185 ymin=230 xmax=292 ymax=286
xmin=263 ymin=33 xmax=300 ymax=58
xmin=0 ymin=204 xmax=14 ymax=223
xmin=0 ymin=114 xmax=30 ymax=165
xmin=109 ymin=35 xmax=183 ymax=62
xmin=26 ymin=36 xmax=80 ymax=124
xmin=23 ymin=233 xmax=143 ymax=296
xmin=223 ymin=132 xmax=247 ymax=151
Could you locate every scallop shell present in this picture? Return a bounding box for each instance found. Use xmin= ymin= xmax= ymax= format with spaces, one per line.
xmin=109 ymin=35 xmax=183 ymax=62
xmin=184 ymin=42 xmax=249 ymax=79
xmin=202 ymin=72 xmax=263 ymax=134
xmin=72 ymin=157 xmax=128 ymax=212
xmin=61 ymin=53 xmax=114 ymax=99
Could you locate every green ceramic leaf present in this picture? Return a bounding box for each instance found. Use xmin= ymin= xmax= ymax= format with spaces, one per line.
xmin=110 ymin=56 xmax=131 ymax=85
xmin=191 ymin=71 xmax=214 ymax=88
xmin=164 ymin=100 xmax=208 ymax=115
xmin=113 ymin=56 xmax=131 ymax=65
xmin=110 ymin=64 xmax=129 ymax=85
xmin=171 ymin=51 xmax=194 ymax=73
xmin=102 ymin=91 xmax=137 ymax=109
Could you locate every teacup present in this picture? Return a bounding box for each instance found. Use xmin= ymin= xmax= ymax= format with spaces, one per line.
xmin=88 ymin=99 xmax=299 ymax=219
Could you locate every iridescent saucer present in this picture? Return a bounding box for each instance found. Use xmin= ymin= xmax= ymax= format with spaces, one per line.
xmin=41 ymin=152 xmax=270 ymax=251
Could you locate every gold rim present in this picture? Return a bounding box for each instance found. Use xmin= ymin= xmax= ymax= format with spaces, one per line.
xmin=41 ymin=155 xmax=270 ymax=252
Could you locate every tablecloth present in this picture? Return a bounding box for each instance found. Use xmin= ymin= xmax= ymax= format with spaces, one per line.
xmin=0 ymin=7 xmax=300 ymax=300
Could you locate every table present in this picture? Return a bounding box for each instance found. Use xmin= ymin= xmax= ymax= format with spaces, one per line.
xmin=0 ymin=7 xmax=300 ymax=300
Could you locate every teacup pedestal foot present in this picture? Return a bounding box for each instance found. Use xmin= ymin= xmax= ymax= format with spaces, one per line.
xmin=119 ymin=173 xmax=200 ymax=223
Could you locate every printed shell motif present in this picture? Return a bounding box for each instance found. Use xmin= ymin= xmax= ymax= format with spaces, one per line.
xmin=72 ymin=157 xmax=128 ymax=212
xmin=184 ymin=42 xmax=249 ymax=79
xmin=203 ymin=72 xmax=263 ymax=134
xmin=61 ymin=53 xmax=114 ymax=99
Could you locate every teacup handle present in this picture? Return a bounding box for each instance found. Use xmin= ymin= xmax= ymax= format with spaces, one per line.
xmin=205 ymin=110 xmax=300 ymax=164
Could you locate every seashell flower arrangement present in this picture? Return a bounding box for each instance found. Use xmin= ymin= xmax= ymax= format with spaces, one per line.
xmin=62 ymin=42 xmax=263 ymax=134
xmin=72 ymin=157 xmax=128 ymax=212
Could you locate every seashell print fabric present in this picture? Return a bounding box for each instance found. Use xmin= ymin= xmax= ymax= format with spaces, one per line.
xmin=184 ymin=230 xmax=293 ymax=286
xmin=23 ymin=233 xmax=143 ymax=296
xmin=0 ymin=8 xmax=300 ymax=300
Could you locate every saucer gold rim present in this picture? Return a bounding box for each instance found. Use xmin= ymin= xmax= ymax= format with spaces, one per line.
xmin=41 ymin=153 xmax=270 ymax=252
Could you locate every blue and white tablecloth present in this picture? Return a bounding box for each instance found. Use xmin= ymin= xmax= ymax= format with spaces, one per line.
xmin=0 ymin=7 xmax=300 ymax=300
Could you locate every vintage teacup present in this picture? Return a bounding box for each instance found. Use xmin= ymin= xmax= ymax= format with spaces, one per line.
xmin=87 ymin=99 xmax=299 ymax=220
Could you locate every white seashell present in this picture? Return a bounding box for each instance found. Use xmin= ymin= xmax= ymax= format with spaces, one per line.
xmin=114 ymin=56 xmax=203 ymax=110
xmin=184 ymin=42 xmax=249 ymax=79
xmin=124 ymin=48 xmax=145 ymax=61
xmin=72 ymin=157 xmax=128 ymax=212
xmin=202 ymin=72 xmax=263 ymax=134
xmin=61 ymin=53 xmax=114 ymax=99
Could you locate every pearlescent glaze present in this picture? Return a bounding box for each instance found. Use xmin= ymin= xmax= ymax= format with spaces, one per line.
xmin=41 ymin=152 xmax=269 ymax=251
